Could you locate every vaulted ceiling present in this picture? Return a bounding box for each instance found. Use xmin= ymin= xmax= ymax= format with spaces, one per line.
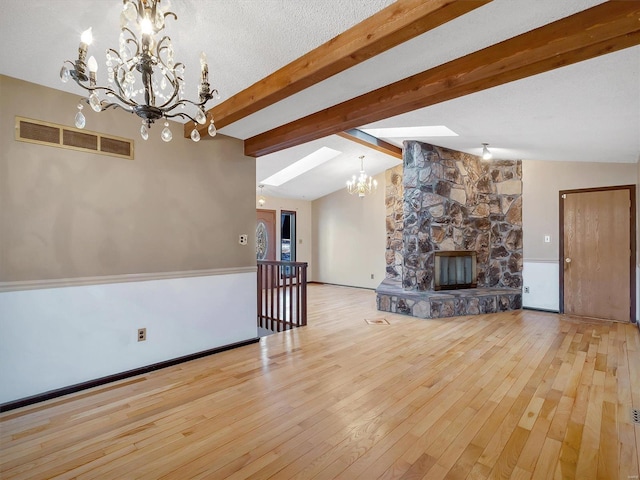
xmin=1 ymin=0 xmax=639 ymax=200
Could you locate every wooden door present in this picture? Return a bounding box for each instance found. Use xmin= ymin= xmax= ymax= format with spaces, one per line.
xmin=256 ymin=209 xmax=276 ymax=261
xmin=561 ymin=186 xmax=635 ymax=322
xmin=257 ymin=209 xmax=277 ymax=291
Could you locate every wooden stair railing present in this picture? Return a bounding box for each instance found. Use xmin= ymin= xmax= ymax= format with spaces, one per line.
xmin=257 ymin=260 xmax=308 ymax=332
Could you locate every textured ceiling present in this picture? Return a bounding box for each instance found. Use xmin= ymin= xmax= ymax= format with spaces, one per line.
xmin=0 ymin=0 xmax=638 ymax=201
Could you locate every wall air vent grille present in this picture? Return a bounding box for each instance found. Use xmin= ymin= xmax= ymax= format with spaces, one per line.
xmin=63 ymin=130 xmax=98 ymax=151
xmin=15 ymin=116 xmax=133 ymax=160
xmin=19 ymin=120 xmax=60 ymax=144
xmin=100 ymin=137 xmax=132 ymax=157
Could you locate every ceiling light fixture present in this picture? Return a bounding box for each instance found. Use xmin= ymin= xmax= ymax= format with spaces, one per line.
xmin=481 ymin=143 xmax=492 ymax=160
xmin=60 ymin=0 xmax=219 ymax=142
xmin=257 ymin=185 xmax=266 ymax=207
xmin=347 ymin=155 xmax=377 ymax=198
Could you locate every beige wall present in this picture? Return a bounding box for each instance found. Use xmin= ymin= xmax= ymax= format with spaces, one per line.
xmin=312 ymin=172 xmax=386 ymax=289
xmin=522 ymin=159 xmax=636 ymax=261
xmin=255 ymin=195 xmax=313 ymax=280
xmin=0 ymin=75 xmax=255 ymax=282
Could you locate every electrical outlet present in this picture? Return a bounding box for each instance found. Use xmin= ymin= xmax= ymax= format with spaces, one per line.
xmin=524 ymin=286 xmax=530 ymax=294
xmin=239 ymin=234 xmax=248 ymax=245
xmin=138 ymin=328 xmax=146 ymax=342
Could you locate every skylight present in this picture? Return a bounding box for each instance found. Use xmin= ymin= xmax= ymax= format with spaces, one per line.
xmin=260 ymin=147 xmax=342 ymax=186
xmin=361 ymin=126 xmax=458 ymax=138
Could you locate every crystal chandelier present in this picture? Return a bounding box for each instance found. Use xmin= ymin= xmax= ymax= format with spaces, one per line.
xmin=60 ymin=0 xmax=219 ymax=143
xmin=346 ymin=155 xmax=378 ymax=198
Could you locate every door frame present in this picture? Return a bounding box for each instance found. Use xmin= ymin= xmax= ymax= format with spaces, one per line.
xmin=558 ymin=184 xmax=636 ymax=323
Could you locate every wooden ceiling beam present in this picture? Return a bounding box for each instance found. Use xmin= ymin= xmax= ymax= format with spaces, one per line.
xmin=184 ymin=0 xmax=492 ymax=138
xmin=337 ymin=129 xmax=403 ymax=159
xmin=245 ymin=2 xmax=640 ymax=158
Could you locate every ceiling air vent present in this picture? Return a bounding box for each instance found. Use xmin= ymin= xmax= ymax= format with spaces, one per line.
xmin=15 ymin=116 xmax=133 ymax=160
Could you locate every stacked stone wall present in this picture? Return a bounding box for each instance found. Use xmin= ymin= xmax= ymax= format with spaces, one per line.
xmin=384 ymin=141 xmax=523 ymax=291
xmin=385 ymin=165 xmax=404 ymax=279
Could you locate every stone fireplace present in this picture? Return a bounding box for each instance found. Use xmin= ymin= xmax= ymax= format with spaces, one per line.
xmin=376 ymin=141 xmax=523 ymax=319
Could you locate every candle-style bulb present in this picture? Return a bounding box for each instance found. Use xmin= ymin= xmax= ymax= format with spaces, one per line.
xmin=87 ymin=56 xmax=98 ymax=73
xmin=200 ymin=51 xmax=209 ymax=82
xmin=80 ymin=28 xmax=93 ymax=46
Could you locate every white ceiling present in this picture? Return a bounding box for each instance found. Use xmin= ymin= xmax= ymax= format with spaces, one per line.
xmin=1 ymin=0 xmax=638 ymax=201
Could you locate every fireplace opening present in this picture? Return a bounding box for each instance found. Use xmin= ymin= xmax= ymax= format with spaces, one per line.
xmin=434 ymin=251 xmax=477 ymax=290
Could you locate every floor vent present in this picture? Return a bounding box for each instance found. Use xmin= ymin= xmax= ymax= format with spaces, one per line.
xmin=633 ymin=409 xmax=640 ymax=424
xmin=15 ymin=116 xmax=133 ymax=160
xmin=365 ymin=318 xmax=390 ymax=325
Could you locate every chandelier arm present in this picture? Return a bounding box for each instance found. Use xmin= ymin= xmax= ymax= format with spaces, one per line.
xmin=89 ymin=86 xmax=138 ymax=109
xmin=125 ymin=39 xmax=141 ymax=63
xmin=97 ymin=102 xmax=133 ymax=113
xmin=163 ymin=12 xmax=177 ymax=22
xmin=128 ymin=0 xmax=141 ymax=19
xmin=164 ymin=111 xmax=199 ymax=123
xmin=120 ymin=27 xmax=141 ymax=60
xmin=161 ymin=96 xmax=212 ymax=118
xmin=157 ymin=36 xmax=171 ymax=51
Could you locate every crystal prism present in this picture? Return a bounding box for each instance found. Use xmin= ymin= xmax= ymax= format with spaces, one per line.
xmin=161 ymin=122 xmax=173 ymax=142
xmin=196 ymin=109 xmax=206 ymax=125
xmin=60 ymin=66 xmax=70 ymax=83
xmin=140 ymin=123 xmax=149 ymax=140
xmin=190 ymin=128 xmax=201 ymax=142
xmin=208 ymin=122 xmax=217 ymax=137
xmin=75 ymin=111 xmax=86 ymax=129
xmin=89 ymin=93 xmax=101 ymax=112
xmin=123 ymin=2 xmax=136 ymax=21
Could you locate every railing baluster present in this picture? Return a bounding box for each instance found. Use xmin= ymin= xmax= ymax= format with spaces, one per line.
xmin=256 ymin=260 xmax=308 ymax=333
xmin=301 ymin=264 xmax=307 ymax=326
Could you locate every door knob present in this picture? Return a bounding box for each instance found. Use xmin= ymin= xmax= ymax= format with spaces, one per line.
xmin=565 ymin=258 xmax=572 ymax=263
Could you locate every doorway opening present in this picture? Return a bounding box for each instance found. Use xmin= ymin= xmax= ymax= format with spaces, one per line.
xmin=281 ymin=210 xmax=296 ymax=276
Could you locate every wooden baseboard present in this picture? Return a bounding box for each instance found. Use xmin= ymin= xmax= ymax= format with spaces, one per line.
xmin=0 ymin=337 xmax=259 ymax=413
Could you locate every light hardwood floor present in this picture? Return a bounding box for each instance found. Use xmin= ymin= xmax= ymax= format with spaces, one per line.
xmin=1 ymin=284 xmax=639 ymax=479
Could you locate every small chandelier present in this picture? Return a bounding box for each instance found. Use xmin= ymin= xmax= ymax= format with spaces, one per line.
xmin=60 ymin=0 xmax=219 ymax=143
xmin=347 ymin=155 xmax=378 ymax=198
xmin=257 ymin=185 xmax=266 ymax=207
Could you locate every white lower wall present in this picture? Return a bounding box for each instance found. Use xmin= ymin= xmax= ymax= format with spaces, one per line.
xmin=522 ymin=261 xmax=560 ymax=311
xmin=0 ymin=271 xmax=257 ymax=404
